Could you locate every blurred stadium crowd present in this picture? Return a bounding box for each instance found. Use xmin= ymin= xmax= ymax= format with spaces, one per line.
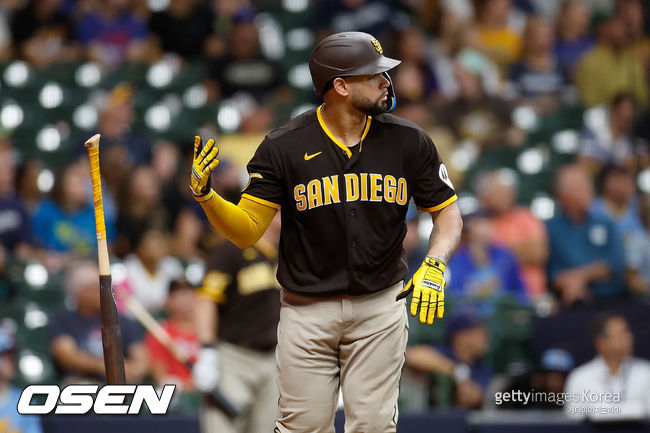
xmin=1 ymin=0 xmax=650 ymax=429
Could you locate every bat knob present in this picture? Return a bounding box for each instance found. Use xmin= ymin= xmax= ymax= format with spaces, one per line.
xmin=85 ymin=134 xmax=101 ymax=149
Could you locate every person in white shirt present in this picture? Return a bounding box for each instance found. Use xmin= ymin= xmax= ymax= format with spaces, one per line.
xmin=123 ymin=227 xmax=184 ymax=313
xmin=564 ymin=314 xmax=650 ymax=420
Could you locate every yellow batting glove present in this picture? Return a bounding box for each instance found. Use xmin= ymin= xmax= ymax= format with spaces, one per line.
xmin=396 ymin=257 xmax=446 ymax=325
xmin=191 ymin=136 xmax=220 ymax=200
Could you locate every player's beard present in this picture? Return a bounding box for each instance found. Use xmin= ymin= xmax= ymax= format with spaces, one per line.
xmin=351 ymin=91 xmax=387 ymax=116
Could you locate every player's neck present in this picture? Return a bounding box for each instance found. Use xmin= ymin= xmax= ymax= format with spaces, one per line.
xmin=320 ymin=103 xmax=368 ymax=147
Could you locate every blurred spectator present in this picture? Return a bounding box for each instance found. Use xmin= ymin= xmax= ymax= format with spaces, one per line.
xmin=31 ymin=161 xmax=115 ymax=257
xmin=76 ymin=0 xmax=150 ymax=67
xmin=145 ymin=278 xmax=200 ymax=391
xmin=434 ymin=59 xmax=525 ymax=150
xmin=508 ymin=15 xmax=568 ymax=112
xmin=0 ymin=149 xmax=33 ymax=256
xmin=436 ymin=23 xmax=502 ymax=99
xmin=115 ymin=165 xmax=169 ymax=257
xmin=446 ymin=209 xmax=527 ymax=302
xmin=474 ymin=0 xmax=522 ymax=72
xmin=546 ymin=164 xmax=625 ymax=306
xmin=0 ymin=4 xmax=11 ymax=62
xmin=616 ymin=0 xmax=650 ymax=71
xmin=49 ymin=260 xmax=148 ymax=383
xmin=315 ymin=0 xmax=393 ymax=37
xmin=10 ymin=0 xmax=79 ymax=68
xmin=553 ymin=0 xmax=594 ymax=78
xmin=528 ymin=348 xmax=574 ymax=410
xmin=0 ymin=244 xmax=11 ymax=301
xmin=403 ymin=204 xmax=427 ymax=279
xmin=477 ymin=170 xmax=548 ymax=299
xmin=565 ymin=314 xmax=650 ymax=419
xmin=392 ymin=26 xmax=439 ymax=104
xmin=94 ymin=83 xmax=151 ymax=168
xmin=195 ymin=213 xmax=281 ymax=433
xmin=208 ymin=9 xmax=284 ymax=102
xmin=148 ymin=0 xmax=215 ymax=60
xmin=626 ymin=194 xmax=650 ymax=294
xmin=576 ymin=14 xmax=648 ymax=107
xmin=123 ymin=227 xmax=183 ymax=313
xmin=149 ymin=140 xmax=203 ymax=260
xmin=578 ymin=93 xmax=646 ymax=174
xmin=591 ymin=165 xmax=643 ymax=251
xmin=15 ymin=159 xmax=44 ymax=213
xmin=406 ymin=307 xmax=491 ymax=409
xmin=0 ymin=329 xmax=42 ymax=433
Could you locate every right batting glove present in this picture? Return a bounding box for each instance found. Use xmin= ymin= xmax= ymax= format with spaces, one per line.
xmin=396 ymin=257 xmax=446 ymax=325
xmin=191 ymin=136 xmax=220 ymax=200
xmin=192 ymin=345 xmax=220 ymax=393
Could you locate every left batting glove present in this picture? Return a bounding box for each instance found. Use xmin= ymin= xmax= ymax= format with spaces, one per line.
xmin=396 ymin=257 xmax=446 ymax=325
xmin=191 ymin=136 xmax=220 ymax=199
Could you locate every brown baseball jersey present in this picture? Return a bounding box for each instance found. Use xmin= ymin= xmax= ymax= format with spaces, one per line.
xmin=198 ymin=240 xmax=281 ymax=351
xmin=241 ymin=105 xmax=457 ymax=297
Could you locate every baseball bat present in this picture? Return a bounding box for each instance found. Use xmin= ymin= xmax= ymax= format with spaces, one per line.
xmin=84 ymin=133 xmax=126 ymax=385
xmin=119 ymin=291 xmax=242 ymax=417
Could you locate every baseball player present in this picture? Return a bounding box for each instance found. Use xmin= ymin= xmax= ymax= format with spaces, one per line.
xmin=193 ymin=213 xmax=281 ymax=433
xmin=190 ymin=32 xmax=463 ymax=433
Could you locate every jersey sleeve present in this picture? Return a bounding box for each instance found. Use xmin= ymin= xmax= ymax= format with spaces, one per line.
xmin=241 ymin=138 xmax=284 ymax=209
xmin=197 ymin=242 xmax=242 ymax=304
xmin=411 ymin=131 xmax=457 ymax=212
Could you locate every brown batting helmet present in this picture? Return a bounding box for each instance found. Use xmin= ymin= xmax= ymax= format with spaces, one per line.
xmin=309 ymin=32 xmax=401 ymax=112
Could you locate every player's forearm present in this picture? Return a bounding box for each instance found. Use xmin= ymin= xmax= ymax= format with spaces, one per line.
xmin=426 ymin=202 xmax=463 ymax=263
xmin=196 ymin=192 xmax=276 ymax=249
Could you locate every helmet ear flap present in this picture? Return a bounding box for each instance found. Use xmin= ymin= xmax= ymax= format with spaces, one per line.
xmin=382 ymin=72 xmax=397 ymax=113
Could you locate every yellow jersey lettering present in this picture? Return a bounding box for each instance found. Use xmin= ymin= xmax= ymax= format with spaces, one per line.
xmin=323 ymin=175 xmax=340 ymax=205
xmin=384 ymin=175 xmax=396 ymax=203
xmin=360 ymin=173 xmax=368 ymax=201
xmin=396 ymin=177 xmax=408 ymax=205
xmin=345 ymin=173 xmax=359 ymax=202
xmin=294 ymin=184 xmax=307 ymax=211
xmin=307 ymin=179 xmax=323 ymax=209
xmin=370 ymin=173 xmax=383 ymax=202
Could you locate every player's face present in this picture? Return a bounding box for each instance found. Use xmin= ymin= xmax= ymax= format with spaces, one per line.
xmin=348 ymin=73 xmax=390 ymax=116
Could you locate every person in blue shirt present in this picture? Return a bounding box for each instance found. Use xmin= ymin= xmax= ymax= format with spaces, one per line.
xmin=591 ymin=165 xmax=644 ymax=258
xmin=547 ymin=164 xmax=625 ymax=306
xmin=0 ymin=149 xmax=32 ymax=252
xmin=406 ymin=307 xmax=492 ymax=409
xmin=31 ymin=162 xmax=115 ymax=258
xmin=446 ymin=209 xmax=527 ymax=304
xmin=0 ymin=329 xmax=42 ymax=433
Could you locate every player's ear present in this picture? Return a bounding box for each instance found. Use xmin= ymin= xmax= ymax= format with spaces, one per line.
xmin=332 ymin=77 xmax=349 ymax=97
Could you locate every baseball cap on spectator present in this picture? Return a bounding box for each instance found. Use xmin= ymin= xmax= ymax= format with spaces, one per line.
xmin=233 ymin=6 xmax=257 ymax=24
xmin=107 ymin=82 xmax=134 ymax=107
xmin=540 ymin=348 xmax=574 ymax=373
xmin=446 ymin=307 xmax=484 ymax=341
xmin=457 ymin=50 xmax=492 ymax=76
